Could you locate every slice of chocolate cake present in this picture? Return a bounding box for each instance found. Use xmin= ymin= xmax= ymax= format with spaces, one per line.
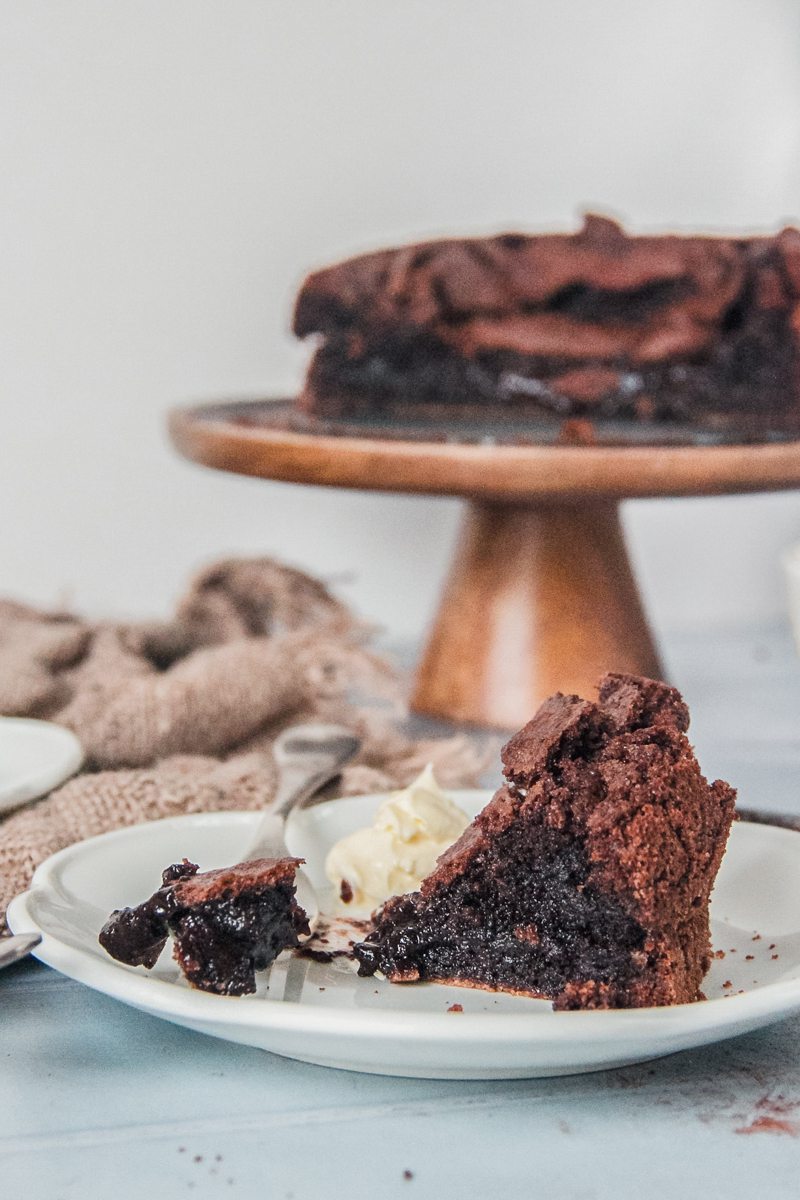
xmin=293 ymin=214 xmax=800 ymax=442
xmin=99 ymin=857 xmax=309 ymax=995
xmin=354 ymin=674 xmax=735 ymax=1009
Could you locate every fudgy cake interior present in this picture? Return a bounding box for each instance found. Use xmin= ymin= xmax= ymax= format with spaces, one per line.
xmin=354 ymin=674 xmax=736 ymax=1009
xmin=99 ymin=857 xmax=309 ymax=996
xmin=294 ymin=215 xmax=800 ymax=440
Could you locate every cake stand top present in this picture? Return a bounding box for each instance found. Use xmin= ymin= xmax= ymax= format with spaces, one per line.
xmin=169 ymin=399 xmax=800 ymax=501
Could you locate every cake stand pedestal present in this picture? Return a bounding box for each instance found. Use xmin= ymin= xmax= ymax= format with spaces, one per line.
xmin=169 ymin=400 xmax=800 ymax=730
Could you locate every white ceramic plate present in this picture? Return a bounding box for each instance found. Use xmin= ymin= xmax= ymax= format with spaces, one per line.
xmin=8 ymin=791 xmax=800 ymax=1079
xmin=0 ymin=717 xmax=83 ymax=814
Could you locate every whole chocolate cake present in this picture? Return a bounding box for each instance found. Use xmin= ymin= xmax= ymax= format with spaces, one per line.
xmin=293 ymin=214 xmax=800 ymax=441
xmin=99 ymin=857 xmax=309 ymax=995
xmin=354 ymin=674 xmax=736 ymax=1009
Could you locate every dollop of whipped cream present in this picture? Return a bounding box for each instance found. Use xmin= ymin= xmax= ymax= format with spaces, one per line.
xmin=324 ymin=764 xmax=470 ymax=915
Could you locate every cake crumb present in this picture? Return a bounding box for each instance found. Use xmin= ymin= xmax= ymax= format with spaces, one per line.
xmin=447 ymin=1003 xmax=463 ymax=1013
xmin=745 ymin=955 xmax=754 ymax=961
xmin=770 ymin=944 xmax=776 ymax=950
xmin=772 ymin=954 xmax=780 ymax=960
xmin=714 ymin=949 xmax=725 ymax=959
xmin=558 ymin=418 xmax=596 ymax=446
xmin=403 ymin=1169 xmax=414 ymax=1180
xmin=735 ymin=1116 xmax=800 ymax=1138
xmin=193 ymin=1155 xmax=203 ymax=1164
xmin=722 ymin=980 xmax=733 ymax=988
xmin=752 ymin=934 xmax=762 ymax=941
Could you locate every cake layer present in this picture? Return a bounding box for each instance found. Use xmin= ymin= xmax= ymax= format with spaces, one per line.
xmin=293 ymin=216 xmax=800 ymax=438
xmin=354 ymin=674 xmax=736 ymax=1009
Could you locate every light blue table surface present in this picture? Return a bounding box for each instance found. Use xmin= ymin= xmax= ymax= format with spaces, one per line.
xmin=5 ymin=624 xmax=800 ymax=1199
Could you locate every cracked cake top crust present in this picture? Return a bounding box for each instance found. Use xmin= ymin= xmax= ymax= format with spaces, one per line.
xmin=292 ymin=214 xmax=800 ymax=437
xmin=294 ymin=215 xmax=800 ymax=367
xmin=433 ymin=673 xmax=732 ymax=933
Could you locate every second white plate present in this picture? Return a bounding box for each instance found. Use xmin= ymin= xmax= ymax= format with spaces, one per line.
xmin=0 ymin=717 xmax=83 ymax=814
xmin=8 ymin=792 xmax=800 ymax=1079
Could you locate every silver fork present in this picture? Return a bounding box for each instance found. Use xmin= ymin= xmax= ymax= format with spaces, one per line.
xmin=243 ymin=722 xmax=361 ymax=928
xmin=0 ymin=933 xmax=41 ymax=971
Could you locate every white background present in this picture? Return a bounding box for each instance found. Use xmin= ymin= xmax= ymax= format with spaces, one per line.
xmin=2 ymin=0 xmax=800 ymax=646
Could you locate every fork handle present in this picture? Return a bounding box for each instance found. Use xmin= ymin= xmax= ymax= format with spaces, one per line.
xmin=243 ymin=762 xmax=342 ymax=860
xmin=271 ymin=763 xmax=342 ymax=821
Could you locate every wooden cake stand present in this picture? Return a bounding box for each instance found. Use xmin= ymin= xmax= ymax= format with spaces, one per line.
xmin=169 ymin=400 xmax=800 ymax=730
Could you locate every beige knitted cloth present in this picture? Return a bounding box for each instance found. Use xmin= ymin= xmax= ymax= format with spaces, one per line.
xmin=0 ymin=558 xmax=485 ymax=927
